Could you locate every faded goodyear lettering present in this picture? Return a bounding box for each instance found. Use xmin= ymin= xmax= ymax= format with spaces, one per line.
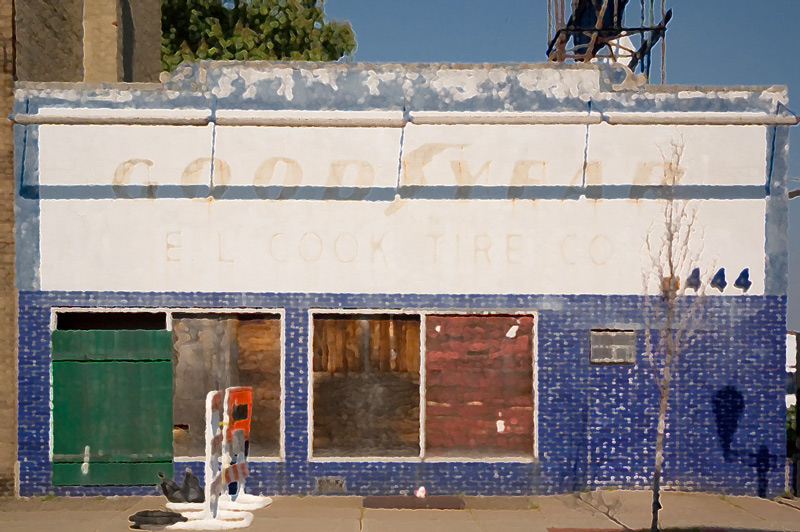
xmin=402 ymin=143 xmax=467 ymax=186
xmin=510 ymin=160 xmax=546 ymax=186
xmin=254 ymin=157 xmax=303 ymax=186
xmin=327 ymin=160 xmax=376 ymax=188
xmin=181 ymin=157 xmax=232 ymax=187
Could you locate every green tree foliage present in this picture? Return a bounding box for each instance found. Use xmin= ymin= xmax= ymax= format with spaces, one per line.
xmin=161 ymin=0 xmax=356 ymax=71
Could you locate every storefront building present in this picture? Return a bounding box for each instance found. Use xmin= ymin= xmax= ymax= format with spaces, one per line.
xmin=13 ymin=62 xmax=792 ymax=496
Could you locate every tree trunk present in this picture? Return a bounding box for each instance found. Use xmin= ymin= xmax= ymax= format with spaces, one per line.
xmin=651 ymin=387 xmax=669 ymax=532
xmin=650 ymin=465 xmax=662 ymax=532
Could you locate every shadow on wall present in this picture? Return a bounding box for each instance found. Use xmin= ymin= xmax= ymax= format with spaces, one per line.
xmin=788 ymin=197 xmax=800 ymax=331
xmin=569 ymin=400 xmax=589 ymax=492
xmin=711 ymin=385 xmax=778 ymax=497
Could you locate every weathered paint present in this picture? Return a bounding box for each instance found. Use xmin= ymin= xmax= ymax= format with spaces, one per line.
xmin=12 ymin=62 xmax=792 ymax=497
xmin=51 ymin=358 xmax=172 ymax=485
xmin=765 ymin=125 xmax=790 ymax=296
xmin=15 ymin=62 xmax=787 ymax=115
xmin=51 ymin=328 xmax=173 ymax=486
xmin=38 ymin=197 xmax=766 ymax=295
xmin=38 ymin=124 xmax=214 ymax=186
xmin=14 ymin=118 xmax=40 ymax=290
xmin=16 ymin=63 xmax=790 ymax=296
xmin=35 ymin=122 xmax=768 ymax=189
xmin=586 ymin=124 xmax=767 ymax=186
xmin=51 ymin=329 xmax=173 ymax=361
xmin=16 ymin=291 xmax=788 ymax=497
xmin=425 ymin=315 xmax=534 ymax=458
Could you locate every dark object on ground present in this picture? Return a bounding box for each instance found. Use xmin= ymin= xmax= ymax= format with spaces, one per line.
xmin=363 ymin=495 xmax=465 ymax=509
xmin=158 ymin=471 xmax=185 ymax=503
xmin=180 ymin=471 xmax=205 ymax=503
xmin=128 ymin=509 xmax=188 ymax=529
xmin=158 ymin=470 xmax=204 ymax=503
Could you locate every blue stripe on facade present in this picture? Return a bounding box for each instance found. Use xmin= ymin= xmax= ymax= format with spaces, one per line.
xmin=16 ymin=291 xmax=786 ymax=498
xmin=399 ymin=185 xmax=768 ymax=201
xmin=33 ymin=185 xmax=399 ymax=201
xmin=30 ymin=184 xmax=770 ymax=202
xmin=14 ymin=119 xmax=40 ymax=291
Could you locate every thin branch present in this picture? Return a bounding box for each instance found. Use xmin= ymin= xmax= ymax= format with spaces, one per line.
xmin=642 ymin=137 xmax=706 ymax=532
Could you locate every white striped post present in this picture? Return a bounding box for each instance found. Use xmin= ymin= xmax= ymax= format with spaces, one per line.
xmin=204 ymin=390 xmax=224 ymax=518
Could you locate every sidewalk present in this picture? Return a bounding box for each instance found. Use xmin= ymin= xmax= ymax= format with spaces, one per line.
xmin=1 ymin=491 xmax=799 ymax=532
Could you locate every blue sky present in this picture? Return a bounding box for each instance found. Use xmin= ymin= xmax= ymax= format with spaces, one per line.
xmin=326 ymin=0 xmax=800 ymax=329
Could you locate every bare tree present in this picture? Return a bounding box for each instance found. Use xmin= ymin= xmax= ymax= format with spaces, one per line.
xmin=641 ymin=140 xmax=708 ymax=532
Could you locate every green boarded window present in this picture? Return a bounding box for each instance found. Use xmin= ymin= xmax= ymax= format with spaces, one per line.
xmin=51 ymin=312 xmax=173 ymax=486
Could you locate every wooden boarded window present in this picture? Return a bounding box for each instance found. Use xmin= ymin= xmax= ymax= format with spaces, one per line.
xmin=425 ymin=314 xmax=534 ymax=459
xmin=172 ymin=313 xmax=282 ymax=458
xmin=312 ymin=313 xmax=420 ymax=458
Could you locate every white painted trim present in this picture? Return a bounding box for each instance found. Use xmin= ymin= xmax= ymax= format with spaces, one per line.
xmin=279 ymin=312 xmax=286 ymax=462
xmin=171 ymin=308 xmax=282 ymax=314
xmin=420 ymin=309 xmax=540 ymax=316
xmin=215 ymin=110 xmax=405 ymax=128
xmin=15 ymin=115 xmax=209 ymax=126
xmin=308 ymin=308 xmax=416 ymax=315
xmin=308 ymin=457 xmax=422 ymax=463
xmin=306 ymin=308 xmax=315 ymax=462
xmin=603 ymin=112 xmax=798 ymax=126
xmin=216 ymin=110 xmax=402 ymax=120
xmin=418 ymin=313 xmax=427 ymax=460
xmin=17 ymin=107 xmax=210 ymax=125
xmin=174 ymin=456 xmax=288 ymax=464
xmin=20 ymin=109 xmax=795 ymax=127
xmin=48 ymin=364 xmax=53 ymax=463
xmin=532 ymin=313 xmax=540 ymax=461
xmin=410 ymin=111 xmax=602 ymax=125
xmin=423 ymin=456 xmax=535 ymax=463
xmin=245 ymin=457 xmax=284 ymax=463
xmin=35 ymin=108 xmax=210 ymax=119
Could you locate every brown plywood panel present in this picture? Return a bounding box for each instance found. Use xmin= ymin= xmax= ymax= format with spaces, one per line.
xmin=312 ymin=314 xmax=421 ymax=457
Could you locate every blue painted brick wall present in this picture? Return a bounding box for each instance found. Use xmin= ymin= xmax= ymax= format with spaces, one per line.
xmin=16 ymin=291 xmax=787 ymax=497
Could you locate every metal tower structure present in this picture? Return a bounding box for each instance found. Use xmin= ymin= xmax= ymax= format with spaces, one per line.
xmin=547 ymin=0 xmax=671 ymax=81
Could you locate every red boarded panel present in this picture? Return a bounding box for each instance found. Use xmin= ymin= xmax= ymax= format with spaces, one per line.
xmin=425 ymin=314 xmax=534 ymax=458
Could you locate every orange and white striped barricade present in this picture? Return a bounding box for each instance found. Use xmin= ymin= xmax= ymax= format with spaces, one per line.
xmin=166 ymin=390 xmax=254 ymax=530
xmin=218 ymin=387 xmax=271 ymax=510
xmin=205 ymin=390 xmax=225 ymax=517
